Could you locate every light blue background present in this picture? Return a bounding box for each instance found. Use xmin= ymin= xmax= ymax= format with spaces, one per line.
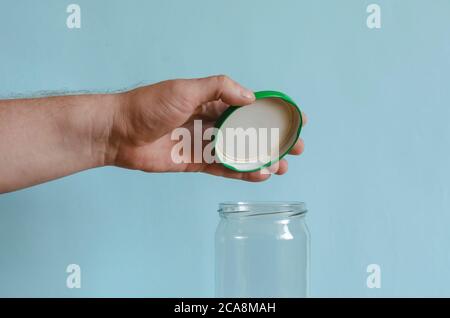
xmin=1 ymin=0 xmax=450 ymax=297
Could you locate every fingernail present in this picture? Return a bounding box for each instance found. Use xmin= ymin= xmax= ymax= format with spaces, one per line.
xmin=241 ymin=89 xmax=255 ymax=100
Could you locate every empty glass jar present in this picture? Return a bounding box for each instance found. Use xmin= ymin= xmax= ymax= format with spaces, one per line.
xmin=215 ymin=202 xmax=309 ymax=298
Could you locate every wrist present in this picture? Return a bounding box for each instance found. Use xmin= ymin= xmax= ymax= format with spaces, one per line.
xmin=99 ymin=91 xmax=130 ymax=167
xmin=67 ymin=92 xmax=128 ymax=169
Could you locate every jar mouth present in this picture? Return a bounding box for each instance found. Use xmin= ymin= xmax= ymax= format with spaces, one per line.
xmin=218 ymin=201 xmax=307 ymax=217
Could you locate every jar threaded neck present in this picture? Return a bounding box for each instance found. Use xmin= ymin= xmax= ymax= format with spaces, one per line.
xmin=218 ymin=201 xmax=307 ymax=218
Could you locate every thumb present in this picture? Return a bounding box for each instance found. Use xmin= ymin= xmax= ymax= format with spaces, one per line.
xmin=187 ymin=75 xmax=255 ymax=106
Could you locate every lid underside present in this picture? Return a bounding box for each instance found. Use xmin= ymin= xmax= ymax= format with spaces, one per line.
xmin=215 ymin=97 xmax=301 ymax=172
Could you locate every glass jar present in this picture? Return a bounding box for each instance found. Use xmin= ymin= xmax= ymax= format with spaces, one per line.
xmin=215 ymin=202 xmax=309 ymax=298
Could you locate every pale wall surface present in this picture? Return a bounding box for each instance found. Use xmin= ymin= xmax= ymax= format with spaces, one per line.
xmin=1 ymin=0 xmax=449 ymax=297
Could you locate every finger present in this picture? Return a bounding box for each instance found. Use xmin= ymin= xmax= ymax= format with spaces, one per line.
xmin=202 ymin=164 xmax=272 ymax=182
xmin=260 ymin=159 xmax=288 ymax=176
xmin=301 ymin=111 xmax=308 ymax=126
xmin=192 ymin=100 xmax=230 ymax=121
xmin=274 ymin=159 xmax=288 ymax=175
xmin=187 ymin=75 xmax=255 ymax=107
xmin=289 ymin=138 xmax=305 ymax=155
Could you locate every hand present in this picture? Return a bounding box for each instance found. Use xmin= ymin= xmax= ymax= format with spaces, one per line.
xmin=0 ymin=75 xmax=306 ymax=193
xmin=107 ymin=75 xmax=306 ymax=182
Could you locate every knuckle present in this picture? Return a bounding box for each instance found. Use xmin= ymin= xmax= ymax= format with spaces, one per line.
xmin=215 ymin=74 xmax=230 ymax=86
xmin=166 ymin=79 xmax=184 ymax=95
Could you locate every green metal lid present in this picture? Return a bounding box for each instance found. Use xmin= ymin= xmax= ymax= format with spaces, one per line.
xmin=214 ymin=91 xmax=302 ymax=172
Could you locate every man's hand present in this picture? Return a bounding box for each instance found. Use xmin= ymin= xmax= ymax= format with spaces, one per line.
xmin=107 ymin=75 xmax=305 ymax=182
xmin=0 ymin=75 xmax=305 ymax=193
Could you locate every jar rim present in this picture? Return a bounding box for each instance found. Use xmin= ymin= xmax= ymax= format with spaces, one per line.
xmin=218 ymin=201 xmax=307 ymax=217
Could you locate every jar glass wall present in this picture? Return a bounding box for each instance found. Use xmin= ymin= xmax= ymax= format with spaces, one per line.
xmin=215 ymin=202 xmax=310 ymax=298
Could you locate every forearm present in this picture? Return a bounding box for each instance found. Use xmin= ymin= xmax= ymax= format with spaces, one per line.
xmin=0 ymin=93 xmax=122 ymax=193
